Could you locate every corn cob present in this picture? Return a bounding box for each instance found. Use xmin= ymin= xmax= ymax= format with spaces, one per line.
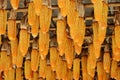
xmin=81 ymin=56 xmax=88 ymax=80
xmin=28 ymin=2 xmax=36 ymax=26
xmin=40 ymin=5 xmax=52 ymax=33
xmin=103 ymin=70 xmax=109 ymax=80
xmin=51 ymin=71 xmax=56 ymax=80
xmin=87 ymin=74 xmax=94 ymax=80
xmin=116 ymin=67 xmax=120 ymax=80
xmin=1 ymin=51 xmax=7 ymax=71
xmin=24 ymin=60 xmax=32 ymax=79
xmin=33 ymin=71 xmax=39 ymax=80
xmin=19 ymin=28 xmax=28 ymax=56
xmin=67 ymin=69 xmax=73 ymax=80
xmin=31 ymin=15 xmax=39 ymax=37
xmin=111 ymin=60 xmax=117 ymax=79
xmin=31 ymin=49 xmax=39 ymax=71
xmin=73 ymin=58 xmax=80 ymax=80
xmin=16 ymin=47 xmax=23 ymax=68
xmin=16 ymin=68 xmax=23 ymax=80
xmin=65 ymin=38 xmax=74 ymax=69
xmin=115 ymin=25 xmax=120 ymax=48
xmin=10 ymin=0 xmax=20 ymax=9
xmin=46 ymin=66 xmax=52 ymax=80
xmin=103 ymin=52 xmax=111 ymax=73
xmin=33 ymin=0 xmax=42 ymax=16
xmin=50 ymin=47 xmax=59 ymax=71
xmin=97 ymin=61 xmax=104 ymax=80
xmin=39 ymin=58 xmax=47 ymax=78
xmin=0 ymin=9 xmax=7 ymax=34
xmin=8 ymin=68 xmax=15 ymax=80
xmin=61 ymin=61 xmax=67 ymax=80
xmin=74 ymin=42 xmax=82 ymax=55
xmin=39 ymin=31 xmax=49 ymax=60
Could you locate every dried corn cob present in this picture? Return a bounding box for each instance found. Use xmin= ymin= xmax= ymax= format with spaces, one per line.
xmin=115 ymin=25 xmax=120 ymax=48
xmin=1 ymin=51 xmax=7 ymax=71
xmin=10 ymin=0 xmax=20 ymax=9
xmin=73 ymin=58 xmax=80 ymax=80
xmin=74 ymin=42 xmax=82 ymax=55
xmin=116 ymin=67 xmax=120 ymax=80
xmin=33 ymin=0 xmax=42 ymax=16
xmin=19 ymin=28 xmax=29 ymax=56
xmin=81 ymin=56 xmax=88 ymax=80
xmin=40 ymin=5 xmax=52 ymax=33
xmin=31 ymin=49 xmax=39 ymax=71
xmin=50 ymin=47 xmax=59 ymax=71
xmin=0 ymin=9 xmax=7 ymax=34
xmin=8 ymin=68 xmax=15 ymax=80
xmin=97 ymin=61 xmax=104 ymax=80
xmin=51 ymin=71 xmax=56 ymax=80
xmin=46 ymin=66 xmax=52 ymax=80
xmin=65 ymin=38 xmax=74 ymax=69
xmin=67 ymin=69 xmax=73 ymax=80
xmin=16 ymin=68 xmax=23 ymax=80
xmin=33 ymin=71 xmax=39 ymax=80
xmin=111 ymin=60 xmax=117 ymax=79
xmin=39 ymin=31 xmax=49 ymax=60
xmin=39 ymin=58 xmax=47 ymax=78
xmin=103 ymin=70 xmax=109 ymax=80
xmin=61 ymin=61 xmax=67 ymax=80
xmin=103 ymin=52 xmax=111 ymax=73
xmin=24 ymin=60 xmax=32 ymax=79
xmin=28 ymin=2 xmax=36 ymax=26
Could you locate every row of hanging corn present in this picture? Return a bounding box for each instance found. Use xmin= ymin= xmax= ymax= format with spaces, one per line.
xmin=0 ymin=0 xmax=119 ymax=80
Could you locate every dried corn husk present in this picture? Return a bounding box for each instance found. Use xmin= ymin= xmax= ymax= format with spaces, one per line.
xmin=16 ymin=68 xmax=23 ymax=80
xmin=10 ymin=0 xmax=20 ymax=9
xmin=111 ymin=60 xmax=117 ymax=79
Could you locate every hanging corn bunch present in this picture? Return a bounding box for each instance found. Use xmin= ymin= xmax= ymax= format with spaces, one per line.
xmin=111 ymin=60 xmax=117 ymax=79
xmin=40 ymin=5 xmax=52 ymax=33
xmin=50 ymin=47 xmax=59 ymax=71
xmin=81 ymin=56 xmax=88 ymax=80
xmin=61 ymin=61 xmax=67 ymax=80
xmin=31 ymin=49 xmax=39 ymax=71
xmin=65 ymin=38 xmax=74 ymax=69
xmin=0 ymin=9 xmax=7 ymax=34
xmin=115 ymin=25 xmax=120 ymax=48
xmin=8 ymin=68 xmax=15 ymax=80
xmin=39 ymin=58 xmax=47 ymax=78
xmin=73 ymin=58 xmax=80 ymax=80
xmin=112 ymin=35 xmax=120 ymax=61
xmin=16 ymin=68 xmax=23 ymax=80
xmin=10 ymin=0 xmax=20 ymax=9
xmin=39 ymin=31 xmax=49 ymax=60
xmin=33 ymin=72 xmax=39 ymax=80
xmin=28 ymin=2 xmax=36 ymax=26
xmin=33 ymin=0 xmax=42 ymax=16
xmin=57 ymin=19 xmax=67 ymax=56
xmin=24 ymin=60 xmax=32 ymax=79
xmin=97 ymin=61 xmax=104 ymax=80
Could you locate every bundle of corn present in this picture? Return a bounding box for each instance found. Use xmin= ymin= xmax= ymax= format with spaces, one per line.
xmin=31 ymin=48 xmax=39 ymax=71
xmin=39 ymin=58 xmax=47 ymax=78
xmin=19 ymin=27 xmax=29 ymax=56
xmin=57 ymin=19 xmax=67 ymax=56
xmin=0 ymin=9 xmax=7 ymax=34
xmin=24 ymin=60 xmax=32 ymax=79
xmin=115 ymin=25 xmax=120 ymax=48
xmin=28 ymin=2 xmax=36 ymax=26
xmin=33 ymin=0 xmax=42 ymax=16
xmin=39 ymin=31 xmax=49 ymax=60
xmin=111 ymin=60 xmax=117 ymax=79
xmin=32 ymin=72 xmax=39 ymax=80
xmin=93 ymin=22 xmax=101 ymax=58
xmin=65 ymin=38 xmax=74 ymax=69
xmin=10 ymin=0 xmax=20 ymax=9
xmin=97 ymin=61 xmax=104 ymax=80
xmin=40 ymin=5 xmax=52 ymax=33
xmin=81 ymin=56 xmax=88 ymax=80
xmin=116 ymin=67 xmax=120 ymax=80
xmin=87 ymin=44 xmax=96 ymax=77
xmin=16 ymin=68 xmax=23 ymax=80
xmin=61 ymin=61 xmax=67 ymax=80
xmin=50 ymin=47 xmax=59 ymax=71
xmin=10 ymin=39 xmax=18 ymax=64
xmin=58 ymin=0 xmax=68 ymax=17
xmin=31 ymin=15 xmax=39 ymax=37
xmin=73 ymin=58 xmax=80 ymax=80
xmin=112 ymin=35 xmax=120 ymax=61
xmin=8 ymin=68 xmax=15 ymax=80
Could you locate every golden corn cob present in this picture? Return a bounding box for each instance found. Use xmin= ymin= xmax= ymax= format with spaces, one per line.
xmin=81 ymin=56 xmax=88 ymax=80
xmin=31 ymin=49 xmax=39 ymax=71
xmin=10 ymin=0 xmax=20 ymax=9
xmin=67 ymin=69 xmax=73 ymax=80
xmin=73 ymin=58 xmax=80 ymax=80
xmin=39 ymin=31 xmax=49 ymax=60
xmin=103 ymin=52 xmax=111 ymax=73
xmin=103 ymin=70 xmax=109 ymax=80
xmin=50 ymin=47 xmax=59 ymax=71
xmin=115 ymin=25 xmax=120 ymax=48
xmin=19 ymin=29 xmax=29 ymax=56
xmin=111 ymin=60 xmax=117 ymax=79
xmin=28 ymin=2 xmax=36 ymax=26
xmin=40 ymin=5 xmax=52 ymax=33
xmin=8 ymin=68 xmax=15 ymax=80
xmin=97 ymin=61 xmax=104 ymax=80
xmin=51 ymin=71 xmax=56 ymax=80
xmin=33 ymin=71 xmax=39 ymax=80
xmin=24 ymin=60 xmax=32 ymax=79
xmin=16 ymin=68 xmax=23 ymax=80
xmin=1 ymin=51 xmax=7 ymax=71
xmin=61 ymin=61 xmax=67 ymax=80
xmin=74 ymin=42 xmax=82 ymax=55
xmin=116 ymin=67 xmax=120 ymax=80
xmin=39 ymin=58 xmax=47 ymax=78
xmin=65 ymin=38 xmax=74 ymax=69
xmin=46 ymin=66 xmax=52 ymax=80
xmin=33 ymin=0 xmax=42 ymax=16
xmin=0 ymin=9 xmax=7 ymax=34
xmin=8 ymin=19 xmax=16 ymax=40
